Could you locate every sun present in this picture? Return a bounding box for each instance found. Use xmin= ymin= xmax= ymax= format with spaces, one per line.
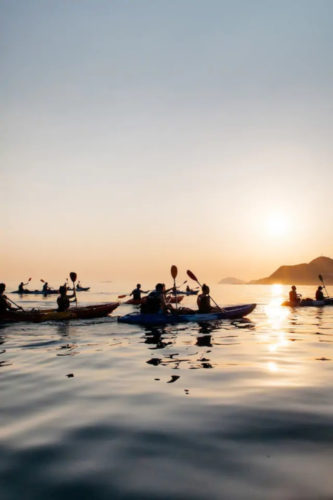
xmin=267 ymin=213 xmax=289 ymax=237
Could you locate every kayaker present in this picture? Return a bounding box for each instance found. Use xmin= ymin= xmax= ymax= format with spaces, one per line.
xmin=57 ymin=286 xmax=75 ymax=312
xmin=315 ymin=286 xmax=325 ymax=301
xmin=289 ymin=285 xmax=301 ymax=305
xmin=197 ymin=284 xmax=219 ymax=313
xmin=130 ymin=284 xmax=149 ymax=301
xmin=140 ymin=283 xmax=174 ymax=314
xmin=0 ymin=283 xmax=17 ymax=312
xmin=18 ymin=281 xmax=29 ymax=293
xmin=42 ymin=282 xmax=50 ymax=293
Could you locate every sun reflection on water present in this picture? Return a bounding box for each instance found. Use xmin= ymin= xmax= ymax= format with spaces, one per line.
xmin=264 ymin=284 xmax=289 ymax=331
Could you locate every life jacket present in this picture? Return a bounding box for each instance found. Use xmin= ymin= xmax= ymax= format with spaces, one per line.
xmin=57 ymin=295 xmax=70 ymax=312
xmin=140 ymin=291 xmax=162 ymax=314
xmin=132 ymin=289 xmax=141 ymax=300
xmin=0 ymin=295 xmax=10 ymax=313
xmin=197 ymin=294 xmax=211 ymax=313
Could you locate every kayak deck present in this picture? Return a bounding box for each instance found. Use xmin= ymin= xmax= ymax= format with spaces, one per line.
xmin=118 ymin=303 xmax=256 ymax=325
xmin=0 ymin=302 xmax=119 ymax=323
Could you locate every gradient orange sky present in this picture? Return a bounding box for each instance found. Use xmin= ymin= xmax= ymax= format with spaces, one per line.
xmin=2 ymin=1 xmax=333 ymax=283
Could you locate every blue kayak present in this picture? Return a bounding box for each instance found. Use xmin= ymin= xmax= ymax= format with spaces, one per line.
xmin=118 ymin=303 xmax=256 ymax=325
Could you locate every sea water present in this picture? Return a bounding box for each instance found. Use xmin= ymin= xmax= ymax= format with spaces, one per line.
xmin=1 ymin=283 xmax=333 ymax=499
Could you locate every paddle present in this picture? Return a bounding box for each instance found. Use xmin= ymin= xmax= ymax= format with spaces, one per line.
xmin=7 ymin=296 xmax=24 ymax=311
xmin=318 ymin=274 xmax=329 ymax=298
xmin=171 ymin=265 xmax=178 ymax=309
xmin=186 ymin=269 xmax=223 ymax=312
xmin=70 ymin=272 xmax=78 ymax=307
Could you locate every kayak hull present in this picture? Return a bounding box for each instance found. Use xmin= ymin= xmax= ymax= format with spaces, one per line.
xmin=282 ymin=298 xmax=333 ymax=307
xmin=125 ymin=296 xmax=184 ymax=305
xmin=0 ymin=302 xmax=119 ymax=323
xmin=118 ymin=303 xmax=256 ymax=325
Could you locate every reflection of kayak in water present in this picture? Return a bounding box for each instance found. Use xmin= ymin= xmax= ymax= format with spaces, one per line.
xmin=11 ymin=289 xmax=58 ymax=295
xmin=118 ymin=303 xmax=256 ymax=325
xmin=0 ymin=302 xmax=119 ymax=323
xmin=125 ymin=296 xmax=184 ymax=305
xmin=282 ymin=298 xmax=333 ymax=307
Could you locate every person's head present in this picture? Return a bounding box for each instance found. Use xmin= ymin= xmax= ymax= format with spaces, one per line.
xmin=59 ymin=286 xmax=66 ymax=296
xmin=292 ymin=285 xmax=296 ymax=290
xmin=155 ymin=283 xmax=165 ymax=293
xmin=202 ymin=284 xmax=210 ymax=294
xmin=318 ymin=286 xmax=323 ymax=290
xmin=20 ymin=282 xmax=23 ymax=286
xmin=136 ymin=284 xmax=141 ymax=289
xmin=0 ymin=283 xmax=6 ymax=294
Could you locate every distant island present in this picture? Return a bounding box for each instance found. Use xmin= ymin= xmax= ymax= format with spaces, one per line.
xmin=249 ymin=256 xmax=333 ymax=285
xmin=219 ymin=277 xmax=245 ymax=285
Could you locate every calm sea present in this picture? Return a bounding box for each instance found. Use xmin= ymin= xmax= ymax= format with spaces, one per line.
xmin=1 ymin=283 xmax=333 ymax=499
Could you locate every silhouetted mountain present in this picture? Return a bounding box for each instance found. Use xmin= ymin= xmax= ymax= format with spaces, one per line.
xmin=249 ymin=256 xmax=333 ymax=285
xmin=218 ymin=277 xmax=245 ymax=284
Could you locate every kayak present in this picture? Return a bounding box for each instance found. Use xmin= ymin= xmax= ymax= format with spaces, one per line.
xmin=76 ymin=286 xmax=90 ymax=292
xmin=11 ymin=289 xmax=59 ymax=295
xmin=282 ymin=298 xmax=333 ymax=307
xmin=125 ymin=295 xmax=184 ymax=305
xmin=0 ymin=302 xmax=119 ymax=323
xmin=118 ymin=303 xmax=256 ymax=325
xmin=173 ymin=290 xmax=199 ymax=296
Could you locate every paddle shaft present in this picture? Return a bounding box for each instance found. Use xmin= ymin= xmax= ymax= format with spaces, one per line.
xmin=319 ymin=275 xmax=330 ymax=298
xmin=323 ymin=283 xmax=329 ymax=298
xmin=173 ymin=277 xmax=178 ymax=310
xmin=70 ymin=273 xmax=78 ymax=306
xmin=7 ymin=296 xmax=24 ymax=311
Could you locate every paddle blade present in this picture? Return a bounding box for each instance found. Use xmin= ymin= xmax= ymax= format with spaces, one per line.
xmin=70 ymin=272 xmax=77 ymax=283
xmin=319 ymin=274 xmax=324 ymax=282
xmin=171 ymin=265 xmax=178 ymax=279
xmin=28 ymin=277 xmax=32 ymax=281
xmin=118 ymin=294 xmax=127 ymax=299
xmin=187 ymin=270 xmax=198 ymax=282
xmin=40 ymin=279 xmax=45 ymax=282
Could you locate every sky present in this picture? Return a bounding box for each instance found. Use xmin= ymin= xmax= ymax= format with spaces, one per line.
xmin=1 ymin=0 xmax=333 ymax=284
